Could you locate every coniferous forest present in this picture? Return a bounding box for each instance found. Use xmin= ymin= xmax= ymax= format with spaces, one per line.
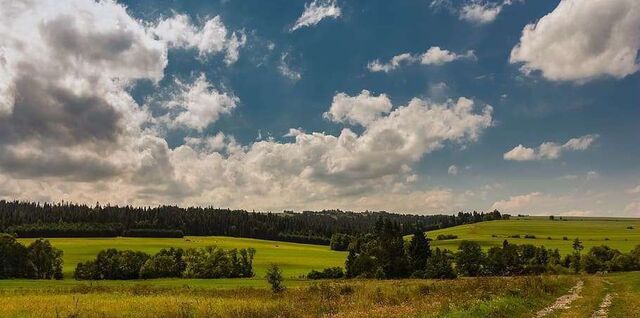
xmin=0 ymin=200 xmax=508 ymax=244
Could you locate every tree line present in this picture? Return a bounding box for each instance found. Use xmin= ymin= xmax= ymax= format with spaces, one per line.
xmin=337 ymin=218 xmax=640 ymax=279
xmin=74 ymin=246 xmax=255 ymax=280
xmin=0 ymin=200 xmax=508 ymax=243
xmin=0 ymin=234 xmax=63 ymax=279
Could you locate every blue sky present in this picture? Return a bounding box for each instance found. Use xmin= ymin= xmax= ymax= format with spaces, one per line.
xmin=0 ymin=0 xmax=638 ymax=216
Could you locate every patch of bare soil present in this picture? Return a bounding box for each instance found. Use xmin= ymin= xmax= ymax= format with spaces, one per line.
xmin=534 ymin=280 xmax=584 ymax=318
xmin=590 ymin=293 xmax=613 ymax=318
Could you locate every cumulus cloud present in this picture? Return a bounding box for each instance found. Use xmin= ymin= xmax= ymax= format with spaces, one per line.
xmin=323 ymin=90 xmax=392 ymax=126
xmin=0 ymin=0 xmax=496 ymax=213
xmin=367 ymin=47 xmax=476 ymax=72
xmin=0 ymin=0 xmax=167 ymax=181
xmin=504 ymin=134 xmax=598 ymax=161
xmin=291 ymin=0 xmax=341 ymax=31
xmin=152 ymin=14 xmax=246 ymax=64
xmin=510 ymin=0 xmax=640 ymax=82
xmin=448 ymin=165 xmax=458 ymax=176
xmin=491 ymin=192 xmax=541 ymax=212
xmin=162 ymin=74 xmax=238 ymax=131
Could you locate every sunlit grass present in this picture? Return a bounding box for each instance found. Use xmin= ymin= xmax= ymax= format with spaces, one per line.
xmin=425 ymin=217 xmax=640 ymax=255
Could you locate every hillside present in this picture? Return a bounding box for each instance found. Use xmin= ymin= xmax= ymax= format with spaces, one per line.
xmin=9 ymin=236 xmax=346 ymax=288
xmin=427 ymin=217 xmax=640 ymax=254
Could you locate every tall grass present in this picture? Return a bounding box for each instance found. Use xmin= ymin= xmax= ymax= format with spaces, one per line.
xmin=1 ymin=276 xmax=575 ymax=318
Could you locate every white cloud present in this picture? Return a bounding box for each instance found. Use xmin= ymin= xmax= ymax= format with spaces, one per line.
xmin=448 ymin=165 xmax=458 ymax=176
xmin=459 ymin=2 xmax=504 ymax=24
xmin=504 ymin=134 xmax=598 ymax=161
xmin=367 ymin=47 xmax=475 ymax=72
xmin=431 ymin=0 xmax=518 ymax=25
xmin=152 ymin=14 xmax=246 ymax=64
xmin=491 ymin=192 xmax=541 ymax=212
xmin=278 ymin=53 xmax=302 ymax=81
xmin=323 ymin=90 xmax=392 ymax=126
xmin=510 ymin=0 xmax=640 ymax=82
xmin=367 ymin=53 xmax=415 ymax=73
xmin=163 ymin=74 xmax=238 ymax=131
xmin=0 ymin=0 xmax=167 ymax=182
xmin=291 ymin=0 xmax=341 ymax=31
xmin=421 ymin=47 xmax=477 ymax=65
xmin=503 ymin=145 xmax=536 ymax=161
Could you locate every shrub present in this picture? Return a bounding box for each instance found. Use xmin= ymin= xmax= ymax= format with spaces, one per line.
xmin=329 ymin=233 xmax=352 ymax=251
xmin=74 ymin=249 xmax=150 ymax=280
xmin=307 ymin=267 xmax=344 ymax=280
xmin=0 ymin=234 xmax=29 ymax=279
xmin=455 ymin=241 xmax=484 ymax=276
xmin=140 ymin=248 xmax=185 ymax=279
xmin=510 ymin=234 xmax=521 ymax=239
xmin=26 ymin=239 xmax=64 ymax=279
xmin=436 ymin=234 xmax=458 ymax=241
xmin=524 ymin=235 xmax=536 ymax=239
xmin=424 ymin=248 xmax=456 ymax=279
xmin=563 ymin=236 xmax=568 ymax=241
xmin=266 ymin=264 xmax=285 ymax=293
xmin=182 ymin=246 xmax=255 ymax=279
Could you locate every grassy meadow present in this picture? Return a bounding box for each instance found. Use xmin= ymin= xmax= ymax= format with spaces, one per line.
xmin=0 ymin=275 xmax=578 ymax=317
xmin=3 ymin=236 xmax=346 ymax=289
xmin=427 ymin=217 xmax=640 ymax=254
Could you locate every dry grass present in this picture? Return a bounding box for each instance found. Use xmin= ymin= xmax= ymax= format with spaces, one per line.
xmin=0 ymin=276 xmax=576 ymax=318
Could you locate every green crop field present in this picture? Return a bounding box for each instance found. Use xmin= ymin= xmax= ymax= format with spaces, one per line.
xmin=0 ymin=236 xmax=346 ymax=289
xmin=427 ymin=217 xmax=640 ymax=254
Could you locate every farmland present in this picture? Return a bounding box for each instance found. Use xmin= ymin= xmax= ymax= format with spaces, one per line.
xmin=428 ymin=217 xmax=640 ymax=254
xmin=1 ymin=236 xmax=346 ymax=289
xmin=2 ymin=217 xmax=640 ymax=317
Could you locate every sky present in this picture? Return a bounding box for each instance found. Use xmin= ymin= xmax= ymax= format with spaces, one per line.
xmin=0 ymin=0 xmax=638 ymax=216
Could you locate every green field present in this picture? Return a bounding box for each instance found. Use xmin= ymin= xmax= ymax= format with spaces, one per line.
xmin=2 ymin=236 xmax=346 ymax=289
xmin=427 ymin=217 xmax=640 ymax=254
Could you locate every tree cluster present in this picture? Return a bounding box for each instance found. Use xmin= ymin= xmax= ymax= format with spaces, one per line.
xmin=74 ymin=246 xmax=255 ymax=280
xmin=0 ymin=234 xmax=63 ymax=279
xmin=343 ymin=218 xmax=640 ymax=280
xmin=0 ymin=200 xmax=507 ymax=244
xmin=306 ymin=267 xmax=345 ymax=279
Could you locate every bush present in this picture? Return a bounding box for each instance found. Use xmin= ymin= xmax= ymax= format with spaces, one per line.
xmin=182 ymin=246 xmax=255 ymax=279
xmin=26 ymin=239 xmax=64 ymax=279
xmin=436 ymin=234 xmax=458 ymax=241
xmin=330 ymin=233 xmax=352 ymax=251
xmin=424 ymin=248 xmax=456 ymax=279
xmin=74 ymin=249 xmax=150 ymax=280
xmin=524 ymin=235 xmax=536 ymax=239
xmin=0 ymin=234 xmax=29 ymax=278
xmin=266 ymin=264 xmax=285 ymax=293
xmin=140 ymin=248 xmax=185 ymax=279
xmin=0 ymin=235 xmax=63 ymax=279
xmin=455 ymin=241 xmax=484 ymax=276
xmin=307 ymin=267 xmax=344 ymax=279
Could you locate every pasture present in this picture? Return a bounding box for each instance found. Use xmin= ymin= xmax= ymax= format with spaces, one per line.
xmin=2 ymin=273 xmax=639 ymax=317
xmin=2 ymin=236 xmax=346 ymax=289
xmin=427 ymin=217 xmax=640 ymax=254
